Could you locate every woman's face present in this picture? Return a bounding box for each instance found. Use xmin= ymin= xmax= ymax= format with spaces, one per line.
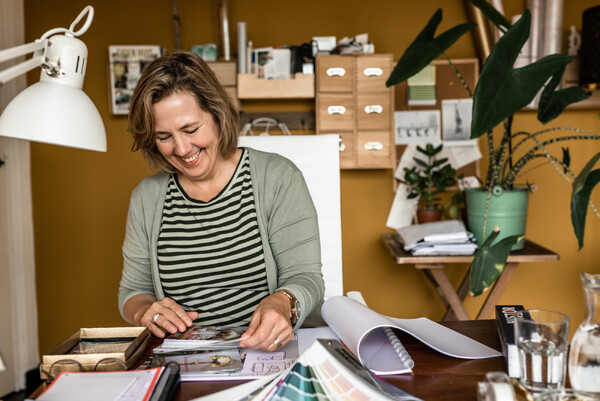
xmin=153 ymin=91 xmax=221 ymax=183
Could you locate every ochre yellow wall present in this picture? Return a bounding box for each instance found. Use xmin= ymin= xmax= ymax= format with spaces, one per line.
xmin=23 ymin=0 xmax=600 ymax=355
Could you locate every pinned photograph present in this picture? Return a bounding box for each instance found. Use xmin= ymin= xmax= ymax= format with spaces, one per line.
xmin=394 ymin=110 xmax=441 ymax=144
xmin=442 ymin=98 xmax=474 ymax=146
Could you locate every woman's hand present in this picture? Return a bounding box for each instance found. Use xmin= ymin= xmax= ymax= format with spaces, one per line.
xmin=125 ymin=294 xmax=198 ymax=338
xmin=239 ymin=292 xmax=294 ymax=351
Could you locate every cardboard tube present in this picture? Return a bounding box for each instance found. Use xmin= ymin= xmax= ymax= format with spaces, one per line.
xmin=463 ymin=0 xmax=494 ymax=63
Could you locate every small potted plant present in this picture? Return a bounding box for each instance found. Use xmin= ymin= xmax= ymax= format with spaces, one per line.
xmin=401 ymin=143 xmax=457 ymax=223
xmin=387 ymin=0 xmax=600 ymax=296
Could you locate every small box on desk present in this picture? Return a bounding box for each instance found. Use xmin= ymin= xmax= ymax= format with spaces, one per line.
xmin=495 ymin=305 xmax=525 ymax=378
xmin=41 ymin=327 xmax=150 ymax=381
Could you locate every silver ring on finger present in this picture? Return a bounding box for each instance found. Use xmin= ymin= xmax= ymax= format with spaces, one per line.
xmin=152 ymin=313 xmax=161 ymax=324
xmin=273 ymin=338 xmax=282 ymax=349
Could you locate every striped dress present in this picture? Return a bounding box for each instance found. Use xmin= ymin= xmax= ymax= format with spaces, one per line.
xmin=157 ymin=149 xmax=270 ymax=326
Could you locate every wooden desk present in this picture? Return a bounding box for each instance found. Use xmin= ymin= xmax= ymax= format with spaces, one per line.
xmin=149 ymin=320 xmax=504 ymax=401
xmin=382 ymin=234 xmax=559 ymax=321
xmin=31 ymin=320 xmax=504 ymax=401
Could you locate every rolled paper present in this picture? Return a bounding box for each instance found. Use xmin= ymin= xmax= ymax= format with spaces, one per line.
xmin=237 ymin=22 xmax=247 ymax=74
xmin=220 ymin=0 xmax=230 ymax=61
xmin=544 ymin=0 xmax=564 ymax=55
xmin=463 ymin=0 xmax=494 ymax=63
xmin=527 ymin=0 xmax=544 ymax=62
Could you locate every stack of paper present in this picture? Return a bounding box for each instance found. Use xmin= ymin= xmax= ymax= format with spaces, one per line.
xmin=397 ymin=220 xmax=478 ymax=255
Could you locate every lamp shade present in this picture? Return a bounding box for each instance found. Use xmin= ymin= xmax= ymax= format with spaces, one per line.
xmin=0 ymin=81 xmax=106 ymax=152
xmin=0 ymin=32 xmax=106 ymax=152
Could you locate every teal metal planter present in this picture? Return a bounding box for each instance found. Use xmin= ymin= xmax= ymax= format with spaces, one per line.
xmin=465 ymin=187 xmax=529 ymax=251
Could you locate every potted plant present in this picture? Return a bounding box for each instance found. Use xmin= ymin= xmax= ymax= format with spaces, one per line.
xmin=387 ymin=1 xmax=600 ymax=296
xmin=401 ymin=143 xmax=457 ymax=223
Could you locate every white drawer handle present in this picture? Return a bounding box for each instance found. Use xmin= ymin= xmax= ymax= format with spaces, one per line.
xmin=327 ymin=67 xmax=346 ymax=77
xmin=327 ymin=105 xmax=346 ymax=115
xmin=364 ymin=105 xmax=383 ymax=114
xmin=363 ymin=67 xmax=383 ymax=77
xmin=338 ymin=137 xmax=346 ymax=152
xmin=364 ymin=142 xmax=383 ymax=151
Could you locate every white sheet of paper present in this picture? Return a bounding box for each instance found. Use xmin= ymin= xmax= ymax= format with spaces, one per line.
xmin=394 ymin=110 xmax=441 ymax=145
xmin=238 ymin=135 xmax=343 ymax=299
xmin=321 ymin=296 xmax=501 ymax=375
xmin=386 ymin=183 xmax=417 ymax=230
xmin=439 ymin=144 xmax=482 ymax=169
xmin=394 ymin=144 xmax=418 ymax=181
xmin=297 ymin=327 xmax=338 ymax=355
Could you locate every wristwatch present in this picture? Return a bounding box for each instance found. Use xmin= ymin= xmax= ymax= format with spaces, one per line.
xmin=276 ymin=289 xmax=300 ymax=325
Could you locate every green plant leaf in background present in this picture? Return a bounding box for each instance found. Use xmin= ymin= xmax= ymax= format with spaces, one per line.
xmin=571 ymin=152 xmax=600 ymax=249
xmin=386 ymin=8 xmax=476 ymax=87
xmin=468 ymin=0 xmax=511 ymax=31
xmin=470 ymin=10 xmax=572 ymax=139
xmin=538 ymin=66 xmax=590 ymax=124
xmin=469 ymin=227 xmax=522 ymax=296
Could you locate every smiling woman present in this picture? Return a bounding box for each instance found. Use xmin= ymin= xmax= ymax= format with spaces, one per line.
xmin=118 ymin=52 xmax=325 ymax=352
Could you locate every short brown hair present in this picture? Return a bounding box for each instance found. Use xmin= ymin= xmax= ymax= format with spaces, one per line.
xmin=128 ymin=51 xmax=239 ymax=172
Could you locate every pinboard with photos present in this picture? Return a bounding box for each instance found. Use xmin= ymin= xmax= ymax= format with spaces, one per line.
xmin=393 ymin=58 xmax=481 ymax=183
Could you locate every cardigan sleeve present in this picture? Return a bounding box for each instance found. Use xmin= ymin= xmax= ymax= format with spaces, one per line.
xmin=118 ymin=183 xmax=157 ymax=318
xmin=259 ymin=156 xmax=325 ymax=327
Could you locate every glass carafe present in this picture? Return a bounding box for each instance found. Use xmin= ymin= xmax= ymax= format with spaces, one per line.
xmin=568 ymin=272 xmax=600 ymax=396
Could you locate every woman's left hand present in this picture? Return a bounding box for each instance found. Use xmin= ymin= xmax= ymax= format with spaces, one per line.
xmin=239 ymin=292 xmax=294 ymax=351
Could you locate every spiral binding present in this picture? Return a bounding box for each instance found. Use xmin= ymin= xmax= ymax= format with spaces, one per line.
xmin=383 ymin=327 xmax=415 ymax=369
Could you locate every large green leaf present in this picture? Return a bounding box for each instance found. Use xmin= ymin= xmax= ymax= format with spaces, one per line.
xmin=537 ymin=66 xmax=590 ymax=123
xmin=470 ymin=228 xmax=522 ymax=296
xmin=468 ymin=0 xmax=511 ymax=30
xmin=571 ymin=152 xmax=600 ymax=249
xmin=470 ymin=10 xmax=572 ymax=139
xmin=386 ymin=9 xmax=476 ymax=86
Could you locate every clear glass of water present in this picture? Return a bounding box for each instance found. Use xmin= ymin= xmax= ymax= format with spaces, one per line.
xmin=538 ymin=388 xmax=598 ymax=401
xmin=514 ymin=309 xmax=570 ymax=394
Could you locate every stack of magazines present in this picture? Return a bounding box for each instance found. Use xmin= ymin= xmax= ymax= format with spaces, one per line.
xmin=397 ymin=220 xmax=478 ymax=255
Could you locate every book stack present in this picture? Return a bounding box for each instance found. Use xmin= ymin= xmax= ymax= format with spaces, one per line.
xmin=397 ymin=220 xmax=478 ymax=255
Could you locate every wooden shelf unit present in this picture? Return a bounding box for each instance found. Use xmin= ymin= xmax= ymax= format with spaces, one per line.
xmin=237 ymin=73 xmax=315 ymax=99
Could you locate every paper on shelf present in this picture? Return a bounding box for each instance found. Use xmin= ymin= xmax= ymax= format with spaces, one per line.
xmin=411 ymin=243 xmax=478 ymax=255
xmin=397 ymin=220 xmax=471 ymax=250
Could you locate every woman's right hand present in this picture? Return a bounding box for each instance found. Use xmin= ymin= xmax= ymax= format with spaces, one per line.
xmin=126 ymin=294 xmax=198 ymax=337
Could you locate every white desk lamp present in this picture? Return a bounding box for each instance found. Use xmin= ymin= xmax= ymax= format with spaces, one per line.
xmin=0 ymin=5 xmax=106 ymax=152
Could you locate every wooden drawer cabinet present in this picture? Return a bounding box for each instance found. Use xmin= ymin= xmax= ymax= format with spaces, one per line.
xmin=338 ymin=132 xmax=355 ymax=168
xmin=356 ymin=93 xmax=392 ymax=130
xmin=357 ymin=131 xmax=393 ymax=167
xmin=317 ymin=94 xmax=355 ymax=131
xmin=316 ymin=56 xmax=354 ymax=93
xmin=356 ymin=56 xmax=391 ymax=92
xmin=316 ymin=54 xmax=395 ymax=169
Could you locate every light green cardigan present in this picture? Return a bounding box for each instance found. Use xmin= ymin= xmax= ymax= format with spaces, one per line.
xmin=118 ymin=147 xmax=325 ymax=327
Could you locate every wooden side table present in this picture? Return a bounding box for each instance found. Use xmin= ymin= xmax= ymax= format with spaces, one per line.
xmin=382 ymin=233 xmax=559 ymax=320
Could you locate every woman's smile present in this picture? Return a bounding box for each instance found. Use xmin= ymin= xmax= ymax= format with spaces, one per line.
xmin=152 ymin=91 xmax=220 ymax=182
xmin=181 ymin=149 xmax=201 ymax=166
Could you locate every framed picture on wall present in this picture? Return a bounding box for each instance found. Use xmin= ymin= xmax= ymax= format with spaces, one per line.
xmin=394 ymin=110 xmax=441 ymax=145
xmin=108 ymin=45 xmax=163 ymax=115
xmin=441 ymin=98 xmax=474 ymax=146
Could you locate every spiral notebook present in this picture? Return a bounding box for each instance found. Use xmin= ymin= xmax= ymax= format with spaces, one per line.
xmin=321 ymin=296 xmax=501 ymax=375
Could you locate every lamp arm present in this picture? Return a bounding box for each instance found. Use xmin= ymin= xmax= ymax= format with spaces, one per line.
xmin=0 ymin=5 xmax=94 ymax=86
xmin=0 ymin=41 xmax=46 ymax=85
